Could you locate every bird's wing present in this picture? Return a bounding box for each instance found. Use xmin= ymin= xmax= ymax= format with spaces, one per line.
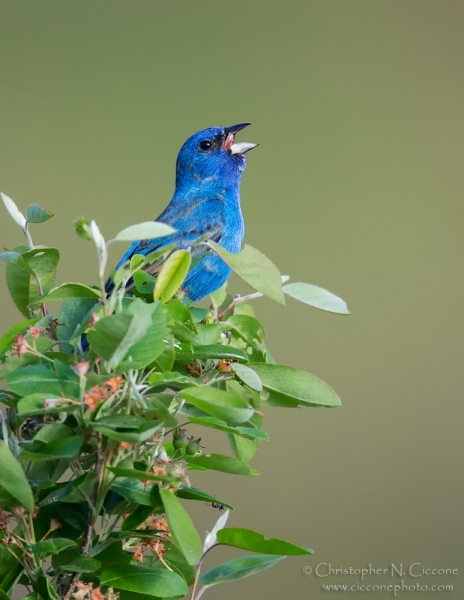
xmin=106 ymin=198 xmax=225 ymax=293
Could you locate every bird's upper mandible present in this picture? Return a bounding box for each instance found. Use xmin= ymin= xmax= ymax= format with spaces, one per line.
xmin=175 ymin=123 xmax=258 ymax=191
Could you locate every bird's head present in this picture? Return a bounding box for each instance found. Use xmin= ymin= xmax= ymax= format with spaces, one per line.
xmin=175 ymin=123 xmax=258 ymax=191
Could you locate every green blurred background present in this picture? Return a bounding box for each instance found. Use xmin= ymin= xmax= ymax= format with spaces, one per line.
xmin=1 ymin=1 xmax=463 ymax=597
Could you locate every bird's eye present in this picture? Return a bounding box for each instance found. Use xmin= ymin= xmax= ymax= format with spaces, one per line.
xmin=199 ymin=140 xmax=213 ymax=151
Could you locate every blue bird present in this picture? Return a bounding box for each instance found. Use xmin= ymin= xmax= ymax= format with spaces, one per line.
xmin=107 ymin=123 xmax=257 ymax=301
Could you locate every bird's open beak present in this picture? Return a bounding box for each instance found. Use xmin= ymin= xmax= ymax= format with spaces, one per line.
xmin=223 ymin=123 xmax=258 ymax=155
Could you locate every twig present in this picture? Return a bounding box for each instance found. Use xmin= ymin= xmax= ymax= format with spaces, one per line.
xmin=190 ymin=544 xmax=217 ymax=600
xmin=63 ymin=434 xmax=105 ymax=600
xmin=24 ymin=221 xmax=49 ymax=318
xmin=62 ymin=517 xmax=93 ymax=600
xmin=217 ymin=276 xmax=290 ymax=319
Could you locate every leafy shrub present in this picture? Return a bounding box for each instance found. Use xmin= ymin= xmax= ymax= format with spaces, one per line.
xmin=0 ymin=193 xmax=348 ymax=600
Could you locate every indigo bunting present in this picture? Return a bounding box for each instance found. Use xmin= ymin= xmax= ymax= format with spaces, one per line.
xmin=107 ymin=123 xmax=257 ymax=300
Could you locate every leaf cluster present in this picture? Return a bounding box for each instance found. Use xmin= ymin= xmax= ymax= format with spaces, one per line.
xmin=0 ymin=193 xmax=348 ymax=600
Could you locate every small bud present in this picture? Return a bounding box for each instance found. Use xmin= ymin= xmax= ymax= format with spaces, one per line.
xmin=218 ymin=359 xmax=233 ymax=373
xmin=84 ymin=385 xmax=110 ymax=412
xmin=157 ymin=448 xmax=170 ymax=463
xmin=151 ymin=539 xmax=166 ymax=559
xmin=172 ymin=428 xmax=186 ymax=450
xmin=11 ymin=335 xmax=28 ymax=357
xmin=105 ymin=375 xmax=123 ymax=393
xmin=134 ymin=544 xmax=145 ymax=565
xmin=74 ymin=359 xmax=90 ymax=377
xmin=87 ymin=312 xmax=100 ymax=328
xmin=119 ymin=441 xmax=133 ymax=452
xmin=152 ymin=460 xmax=168 ymax=477
xmin=74 ymin=217 xmax=93 ymax=241
xmin=170 ymin=460 xmax=187 ymax=479
xmin=27 ymin=325 xmax=42 ymax=338
xmin=43 ymin=398 xmax=59 ymax=409
xmin=145 ymin=513 xmax=169 ymax=532
xmin=186 ymin=362 xmax=201 ymax=376
xmin=106 ymin=589 xmax=120 ymax=600
xmin=50 ymin=518 xmax=62 ymax=531
xmin=72 ymin=581 xmax=93 ymax=600
xmin=185 ymin=437 xmax=201 ymax=456
xmin=90 ymin=588 xmax=107 ymax=600
xmin=0 ymin=509 xmax=13 ymax=531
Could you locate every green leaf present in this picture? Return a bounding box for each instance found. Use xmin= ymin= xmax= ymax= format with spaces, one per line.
xmin=0 ymin=251 xmax=21 ymax=263
xmin=163 ymin=299 xmax=193 ymax=324
xmin=148 ymin=371 xmax=197 ymax=389
xmin=209 ymin=242 xmax=285 ymax=305
xmin=199 ymin=554 xmax=285 ymax=587
xmin=0 ymin=318 xmax=39 ymax=356
xmin=0 ymin=391 xmax=19 ymax=409
xmin=113 ymin=221 xmax=176 ymax=241
xmin=121 ymin=505 xmax=153 ymax=531
xmin=6 ymin=364 xmax=60 ymax=396
xmin=95 ymin=415 xmax=146 ymax=429
xmin=176 ymin=344 xmax=249 ymax=363
xmin=6 ymin=254 xmax=34 ymax=316
xmin=217 ymin=528 xmax=313 ymax=555
xmin=146 ymin=398 xmax=178 ymax=428
xmin=283 ymin=282 xmax=350 ymax=314
xmin=129 ymin=254 xmax=145 ymax=271
xmin=176 ymin=486 xmax=233 ymax=509
xmin=0 ymin=442 xmax=34 ymax=512
xmin=227 ymin=314 xmax=266 ymax=346
xmin=101 ymin=563 xmax=187 ymax=597
xmin=194 ymin=324 xmax=229 ymax=345
xmin=55 ymin=503 xmax=86 ymax=530
xmin=38 ymin=473 xmax=96 ymax=507
xmin=58 ymin=556 xmax=101 ymax=573
xmin=133 ymin=270 xmax=155 ymax=294
xmin=93 ymin=422 xmax=161 ymax=443
xmin=160 ymin=488 xmax=202 ymax=565
xmin=180 ymin=386 xmax=254 ymax=424
xmin=20 ymin=437 xmax=83 ymax=462
xmin=144 ymin=243 xmax=178 ymax=265
xmin=90 ymin=220 xmax=106 ymax=256
xmin=186 ymin=453 xmax=259 ymax=476
xmin=56 ymin=472 xmax=97 ymax=504
xmin=31 ymin=538 xmax=76 ymax=556
xmin=17 ymin=247 xmax=59 ymax=279
xmin=154 ymin=249 xmax=191 ymax=303
xmin=0 ymin=338 xmax=54 ymax=381
xmin=87 ymin=311 xmax=151 ymax=368
xmin=228 ymin=434 xmax=260 ymax=463
xmin=251 ymin=363 xmax=341 ymax=408
xmin=124 ymin=301 xmax=169 ymax=367
xmin=189 ymin=416 xmax=268 ymax=441
xmin=153 ymin=336 xmax=176 ymax=372
xmin=161 ymin=539 xmax=196 ymax=587
xmin=26 ymin=204 xmax=54 ymax=223
xmin=111 ymin=478 xmax=163 ymax=509
xmin=1 ymin=192 xmax=26 ymax=230
xmin=33 ymin=423 xmax=74 ymax=444
xmin=17 ymin=394 xmax=75 ymax=416
xmin=108 ymin=467 xmax=170 ymax=484
xmin=30 ymin=282 xmax=101 ymax=305
xmin=0 ymin=544 xmax=23 ymax=594
xmin=231 ymin=363 xmax=262 ymax=391
xmin=57 ymin=297 xmax=96 ymax=347
xmin=33 ymin=570 xmax=59 ymax=600
xmin=54 ymin=359 xmax=80 ymax=399
xmin=210 ymin=283 xmax=227 ymax=308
